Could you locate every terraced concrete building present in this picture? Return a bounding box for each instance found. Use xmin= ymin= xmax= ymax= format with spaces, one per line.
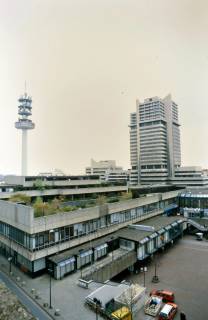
xmin=0 ymin=190 xmax=179 ymax=278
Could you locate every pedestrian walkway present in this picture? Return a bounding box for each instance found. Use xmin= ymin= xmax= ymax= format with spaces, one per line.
xmin=0 ymin=270 xmax=52 ymax=320
xmin=0 ymin=254 xmax=63 ymax=320
xmin=82 ymin=248 xmax=136 ymax=282
xmin=0 ymin=253 xmax=102 ymax=320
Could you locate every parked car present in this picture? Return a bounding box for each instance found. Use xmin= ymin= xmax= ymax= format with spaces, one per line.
xmin=150 ymin=289 xmax=175 ymax=302
xmin=159 ymin=303 xmax=178 ymax=320
xmin=196 ymin=232 xmax=203 ymax=241
xmin=144 ymin=296 xmax=163 ymax=316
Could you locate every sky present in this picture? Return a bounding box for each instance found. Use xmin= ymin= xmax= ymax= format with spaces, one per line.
xmin=0 ymin=0 xmax=208 ymax=175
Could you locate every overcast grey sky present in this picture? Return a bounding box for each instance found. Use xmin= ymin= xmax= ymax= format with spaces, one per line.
xmin=0 ymin=0 xmax=208 ymax=175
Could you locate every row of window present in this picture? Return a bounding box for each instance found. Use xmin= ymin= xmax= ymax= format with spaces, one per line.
xmin=0 ymin=199 xmax=176 ymax=252
xmin=139 ymin=120 xmax=166 ymax=127
xmin=137 ymin=225 xmax=181 ymax=260
xmin=179 ymin=197 xmax=208 ymax=209
xmin=141 ymin=165 xmax=167 ymax=169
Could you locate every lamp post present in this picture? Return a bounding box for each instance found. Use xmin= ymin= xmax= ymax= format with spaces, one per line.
xmin=93 ymin=298 xmax=100 ymax=320
xmin=140 ymin=266 xmax=147 ymax=287
xmin=95 ymin=302 xmax=98 ymax=320
xmin=79 ymin=249 xmax=83 ymax=279
xmin=111 ymin=236 xmax=114 ymax=262
xmin=48 ymin=268 xmax=53 ymax=309
xmin=8 ymin=257 xmax=12 ymax=274
xmin=152 ymin=254 xmax=159 ymax=283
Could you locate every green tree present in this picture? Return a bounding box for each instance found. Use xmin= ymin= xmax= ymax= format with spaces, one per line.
xmin=96 ymin=195 xmax=107 ymax=206
xmin=51 ymin=197 xmax=60 ymax=210
xmin=33 ymin=179 xmax=45 ymax=191
xmin=10 ymin=193 xmax=31 ymax=205
xmin=120 ymin=191 xmax=132 ymax=201
xmin=33 ymin=197 xmax=49 ymax=217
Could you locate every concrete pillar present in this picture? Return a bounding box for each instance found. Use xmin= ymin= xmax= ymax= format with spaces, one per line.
xmin=21 ymin=129 xmax=27 ymax=176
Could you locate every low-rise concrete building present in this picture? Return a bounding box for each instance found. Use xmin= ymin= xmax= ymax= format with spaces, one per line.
xmin=0 ymin=190 xmax=179 ymax=278
xmin=117 ymin=216 xmax=184 ymax=262
xmin=171 ymin=166 xmax=208 ymax=187
xmin=0 ymin=175 xmax=128 ymax=201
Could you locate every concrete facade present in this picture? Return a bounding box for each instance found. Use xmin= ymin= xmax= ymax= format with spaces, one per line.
xmin=4 ymin=175 xmax=101 ymax=188
xmin=85 ymin=159 xmax=128 ymax=183
xmin=0 ymin=190 xmax=179 ymax=277
xmin=129 ymin=95 xmax=181 ymax=185
xmin=172 ymin=166 xmax=208 ymax=186
xmin=0 ymin=185 xmax=128 ymax=200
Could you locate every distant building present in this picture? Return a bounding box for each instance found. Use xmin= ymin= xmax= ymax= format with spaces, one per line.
xmin=172 ymin=166 xmax=208 ymax=187
xmin=38 ymin=168 xmax=66 ymax=177
xmin=86 ymin=159 xmax=129 ymax=183
xmin=129 ymin=95 xmax=181 ymax=185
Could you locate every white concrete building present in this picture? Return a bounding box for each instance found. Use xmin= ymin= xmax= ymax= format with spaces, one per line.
xmin=172 ymin=166 xmax=208 ymax=186
xmin=129 ymin=95 xmax=181 ymax=185
xmin=86 ymin=159 xmax=128 ymax=183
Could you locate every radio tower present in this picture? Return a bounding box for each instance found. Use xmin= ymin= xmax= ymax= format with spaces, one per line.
xmin=15 ymin=84 xmax=35 ymax=176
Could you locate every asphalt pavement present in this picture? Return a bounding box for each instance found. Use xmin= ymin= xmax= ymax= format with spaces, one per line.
xmin=0 ymin=270 xmax=52 ymax=320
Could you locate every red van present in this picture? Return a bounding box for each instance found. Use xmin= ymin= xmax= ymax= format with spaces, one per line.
xmin=150 ymin=289 xmax=175 ymax=303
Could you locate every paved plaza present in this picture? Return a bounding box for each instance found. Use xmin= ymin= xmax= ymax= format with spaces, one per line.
xmin=125 ymin=236 xmax=208 ymax=320
xmin=0 ymin=235 xmax=208 ymax=320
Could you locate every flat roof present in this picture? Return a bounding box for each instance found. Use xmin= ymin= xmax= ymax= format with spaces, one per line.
xmin=117 ymin=216 xmax=184 ymax=242
xmin=117 ymin=228 xmax=151 ymax=242
xmin=180 ymin=188 xmax=208 ymax=196
xmin=86 ymin=283 xmax=129 ymax=307
xmin=49 ymin=216 xmax=184 ymax=263
xmin=138 ymin=216 xmax=183 ymax=230
xmin=25 ymin=175 xmax=100 ymax=181
xmin=48 ymin=233 xmax=118 ymax=264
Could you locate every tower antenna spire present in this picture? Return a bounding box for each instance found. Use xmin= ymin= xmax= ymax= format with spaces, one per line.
xmin=24 ymin=80 xmax=27 ymax=95
xmin=15 ymin=88 xmax=35 ymax=176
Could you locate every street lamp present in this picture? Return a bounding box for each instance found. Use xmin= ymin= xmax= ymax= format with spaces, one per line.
xmin=111 ymin=236 xmax=114 ymax=262
xmin=152 ymin=254 xmax=159 ymax=283
xmin=8 ymin=257 xmax=12 ymax=274
xmin=140 ymin=266 xmax=147 ymax=287
xmin=79 ymin=249 xmax=84 ymax=279
xmin=93 ymin=298 xmax=101 ymax=320
xmin=48 ymin=268 xmax=53 ymax=309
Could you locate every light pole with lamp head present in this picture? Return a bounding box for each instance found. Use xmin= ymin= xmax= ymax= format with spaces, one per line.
xmin=140 ymin=266 xmax=147 ymax=287
xmin=8 ymin=257 xmax=12 ymax=274
xmin=48 ymin=268 xmax=53 ymax=309
xmin=111 ymin=236 xmax=115 ymax=262
xmin=152 ymin=253 xmax=159 ymax=283
xmin=79 ymin=249 xmax=83 ymax=279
